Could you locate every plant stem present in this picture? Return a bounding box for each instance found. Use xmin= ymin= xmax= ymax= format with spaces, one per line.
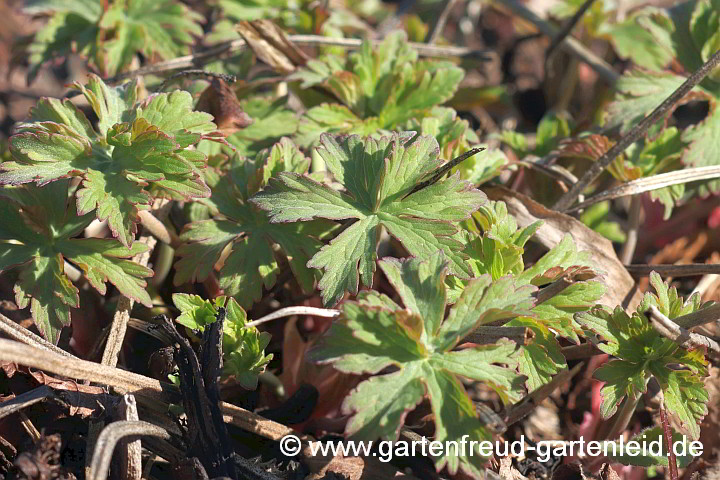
xmin=673 ymin=303 xmax=720 ymax=329
xmin=245 ymin=306 xmax=340 ymax=328
xmin=660 ymin=405 xmax=679 ymax=480
xmin=102 ymin=35 xmax=494 ymax=85
xmin=426 ymin=0 xmax=461 ymax=44
xmin=620 ymin=195 xmax=642 ymax=264
xmin=503 ymin=0 xmax=618 ymax=85
xmin=625 ymin=264 xmax=720 ymax=277
xmin=603 ymin=392 xmax=641 ymax=441
xmin=545 ymin=0 xmax=597 ymax=61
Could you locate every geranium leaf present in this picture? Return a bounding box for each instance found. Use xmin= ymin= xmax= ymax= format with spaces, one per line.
xmin=0 ymin=179 xmax=152 ymax=343
xmin=176 ymin=139 xmax=335 ymax=308
xmin=2 ymin=75 xmax=221 ymax=246
xmin=252 ymin=132 xmax=486 ymax=306
xmin=310 ymin=255 xmax=528 ymax=475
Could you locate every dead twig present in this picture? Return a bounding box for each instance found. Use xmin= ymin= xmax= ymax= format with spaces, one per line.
xmin=553 ymin=49 xmax=720 ymax=212
xmin=103 ymin=35 xmax=493 ymax=85
xmin=87 ymin=421 xmax=171 ymax=480
xmin=503 ymin=0 xmax=618 ymax=85
xmin=0 ymin=339 xmax=315 ymax=454
xmin=625 ymin=264 xmax=720 ymax=277
xmin=426 ymin=0 xmax=462 ymax=44
xmin=0 ymin=386 xmax=53 ymax=421
xmin=0 ymin=312 xmax=74 ymax=358
xmin=545 ymin=0 xmax=597 ymax=61
xmin=672 ymin=303 xmax=720 ymax=329
xmin=0 ymin=339 xmax=174 ymax=405
xmin=648 ymin=305 xmax=720 ymax=356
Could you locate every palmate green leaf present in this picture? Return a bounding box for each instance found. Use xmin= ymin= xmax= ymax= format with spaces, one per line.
xmin=311 ymin=255 xmax=531 ymax=476
xmin=226 ymin=96 xmax=300 ymax=157
xmin=2 ymin=75 xmax=221 ymax=247
xmin=459 ymin=200 xmax=603 ymax=390
xmin=605 ymin=0 xmax=720 ymax=196
xmin=408 ymin=107 xmax=508 ymax=185
xmin=507 ymin=317 xmax=567 ymax=392
xmin=291 ymin=31 xmax=464 ymax=147
xmin=171 ymin=294 xmax=272 ymax=389
xmin=497 ymin=111 xmax=572 ymax=160
xmin=175 ymin=139 xmax=336 ymax=308
xmin=575 ymin=272 xmax=711 ymax=438
xmin=0 ymin=180 xmax=152 ymax=344
xmin=24 ymin=0 xmax=203 ymax=81
xmin=463 ymin=201 xmax=543 ymax=280
xmin=252 ymin=132 xmax=486 ymax=306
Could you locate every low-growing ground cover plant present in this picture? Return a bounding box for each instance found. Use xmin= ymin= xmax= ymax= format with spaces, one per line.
xmin=0 ymin=1 xmax=719 ymax=480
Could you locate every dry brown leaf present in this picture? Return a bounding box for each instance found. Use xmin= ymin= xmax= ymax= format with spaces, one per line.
xmin=279 ymin=318 xmax=358 ymax=419
xmin=1 ymin=364 xmax=109 ymax=418
xmin=484 ymin=186 xmax=643 ymax=310
xmin=598 ymin=463 xmax=622 ymax=480
xmin=195 ymin=78 xmax=253 ymax=135
xmin=236 ymin=20 xmax=308 ymax=74
xmin=305 ymin=454 xmax=419 ymax=480
xmin=499 ymin=456 xmax=529 ymax=480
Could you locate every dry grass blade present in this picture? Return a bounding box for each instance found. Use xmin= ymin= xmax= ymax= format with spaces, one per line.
xmin=103 ymin=35 xmax=494 ymax=85
xmin=648 ymin=305 xmax=720 ymax=357
xmin=0 ymin=312 xmax=74 ymax=358
xmin=0 ymin=386 xmax=53 ymax=420
xmin=245 ymin=306 xmax=341 ymax=328
xmin=625 ymin=264 xmax=720 ymax=277
xmin=567 ymin=166 xmax=720 ymax=212
xmin=87 ymin=421 xmax=170 ymax=480
xmin=553 ymin=49 xmax=720 ymax=211
xmin=236 ymin=20 xmax=308 ymax=74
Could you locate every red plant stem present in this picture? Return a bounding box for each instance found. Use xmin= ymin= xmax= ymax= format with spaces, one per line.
xmin=660 ymin=405 xmax=678 ymax=480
